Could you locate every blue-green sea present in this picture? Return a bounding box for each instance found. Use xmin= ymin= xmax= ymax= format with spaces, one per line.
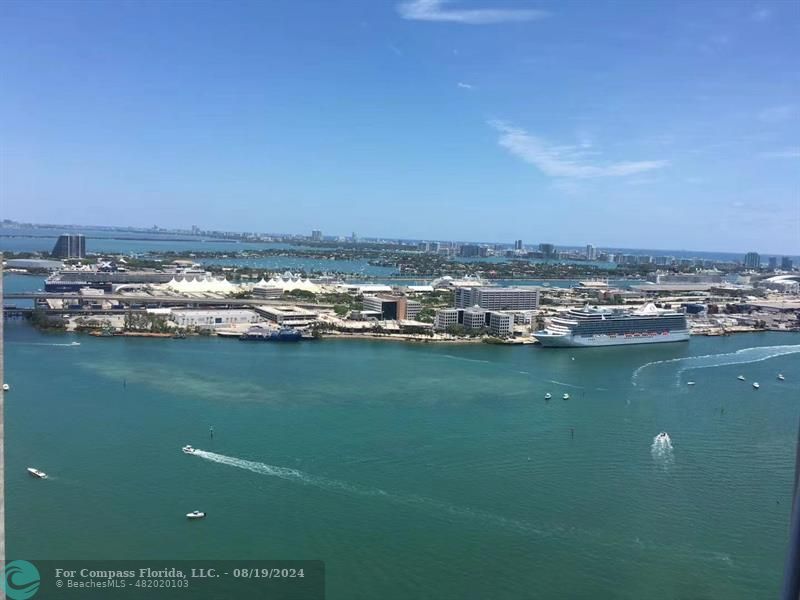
xmin=4 ymin=320 xmax=799 ymax=599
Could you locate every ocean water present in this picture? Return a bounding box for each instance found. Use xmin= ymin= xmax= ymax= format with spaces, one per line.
xmin=4 ymin=321 xmax=799 ymax=598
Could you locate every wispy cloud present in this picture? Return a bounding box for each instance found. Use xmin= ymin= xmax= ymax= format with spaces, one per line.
xmin=759 ymin=148 xmax=800 ymax=159
xmin=457 ymin=82 xmax=474 ymax=90
xmin=752 ymin=7 xmax=772 ymax=22
xmin=397 ymin=0 xmax=548 ymax=25
xmin=489 ymin=121 xmax=668 ymax=179
xmin=758 ymin=104 xmax=796 ymax=123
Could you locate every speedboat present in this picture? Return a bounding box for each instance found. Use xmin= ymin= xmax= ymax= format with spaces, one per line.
xmin=186 ymin=511 xmax=206 ymax=520
xmin=544 ymin=393 xmax=552 ymax=400
xmin=2 ymin=383 xmax=9 ymax=391
xmin=182 ymin=445 xmax=196 ymax=455
xmin=752 ymin=382 xmax=760 ymax=389
xmin=737 ymin=375 xmax=746 ymax=381
xmin=655 ymin=432 xmax=671 ymax=444
xmin=27 ymin=467 xmax=47 ymax=479
xmin=778 ymin=374 xmax=785 ymax=381
xmin=562 ymin=393 xmax=570 ymax=400
xmin=687 ymin=381 xmax=696 ymax=386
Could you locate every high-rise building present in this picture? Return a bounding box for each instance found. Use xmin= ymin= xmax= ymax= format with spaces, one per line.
xmin=538 ymin=243 xmax=555 ymax=258
xmin=51 ymin=234 xmax=86 ymax=259
xmin=311 ymin=229 xmax=322 ymax=242
xmin=459 ymin=244 xmax=481 ymax=258
xmin=455 ymin=287 xmax=539 ymax=311
xmin=743 ymin=252 xmax=761 ymax=269
xmin=768 ymin=256 xmax=778 ymax=270
xmin=781 ymin=256 xmax=794 ymax=270
xmin=514 ymin=239 xmax=523 ymax=251
xmin=585 ymin=244 xmax=596 ymax=260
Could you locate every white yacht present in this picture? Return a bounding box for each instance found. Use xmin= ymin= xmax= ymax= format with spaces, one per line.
xmin=27 ymin=468 xmax=47 ymax=479
xmin=182 ymin=445 xmax=196 ymax=454
xmin=687 ymin=381 xmax=696 ymax=386
xmin=562 ymin=393 xmax=570 ymax=400
xmin=544 ymin=393 xmax=552 ymax=400
xmin=778 ymin=374 xmax=785 ymax=381
xmin=186 ymin=511 xmax=206 ymax=519
xmin=752 ymin=382 xmax=760 ymax=389
xmin=737 ymin=375 xmax=746 ymax=381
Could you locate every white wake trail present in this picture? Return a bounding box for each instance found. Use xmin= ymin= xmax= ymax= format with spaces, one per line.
xmin=632 ymin=344 xmax=800 ymax=386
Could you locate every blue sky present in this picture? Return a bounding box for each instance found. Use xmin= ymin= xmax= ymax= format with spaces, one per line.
xmin=1 ymin=0 xmax=798 ymax=253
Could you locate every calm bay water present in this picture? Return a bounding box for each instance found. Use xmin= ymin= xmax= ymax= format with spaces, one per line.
xmin=4 ymin=320 xmax=799 ymax=599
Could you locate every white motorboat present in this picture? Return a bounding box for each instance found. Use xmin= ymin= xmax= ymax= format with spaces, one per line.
xmin=182 ymin=445 xmax=196 ymax=455
xmin=27 ymin=468 xmax=47 ymax=479
xmin=562 ymin=393 xmax=570 ymax=400
xmin=186 ymin=511 xmax=206 ymax=520
xmin=655 ymin=432 xmax=671 ymax=444
xmin=752 ymin=382 xmax=760 ymax=389
xmin=778 ymin=374 xmax=785 ymax=381
xmin=687 ymin=381 xmax=696 ymax=386
xmin=2 ymin=383 xmax=9 ymax=391
xmin=544 ymin=393 xmax=552 ymax=400
xmin=737 ymin=375 xmax=746 ymax=381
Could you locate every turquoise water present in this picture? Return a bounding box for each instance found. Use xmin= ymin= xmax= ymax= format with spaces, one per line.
xmin=4 ymin=321 xmax=799 ymax=599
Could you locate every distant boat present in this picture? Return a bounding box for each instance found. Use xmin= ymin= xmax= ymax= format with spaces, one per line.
xmin=778 ymin=374 xmax=785 ymax=381
xmin=2 ymin=383 xmax=9 ymax=391
xmin=752 ymin=382 xmax=760 ymax=389
xmin=186 ymin=511 xmax=206 ymax=520
xmin=687 ymin=381 xmax=696 ymax=386
xmin=562 ymin=393 xmax=570 ymax=400
xmin=544 ymin=393 xmax=552 ymax=400
xmin=27 ymin=467 xmax=47 ymax=479
xmin=182 ymin=445 xmax=196 ymax=455
xmin=737 ymin=375 xmax=746 ymax=381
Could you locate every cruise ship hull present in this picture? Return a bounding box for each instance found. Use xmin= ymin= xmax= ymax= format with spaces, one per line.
xmin=534 ymin=330 xmax=689 ymax=347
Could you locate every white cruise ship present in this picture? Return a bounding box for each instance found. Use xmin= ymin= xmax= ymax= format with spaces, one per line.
xmin=534 ymin=303 xmax=689 ymax=348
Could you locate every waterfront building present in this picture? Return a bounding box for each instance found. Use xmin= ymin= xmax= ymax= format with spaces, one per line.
xmin=781 ymin=256 xmax=794 ymax=270
xmin=4 ymin=258 xmax=63 ymax=271
xmin=538 ymin=243 xmax=556 ymax=259
xmin=51 ymin=234 xmax=86 ymax=258
xmin=514 ymin=239 xmax=523 ymax=251
xmin=434 ymin=308 xmax=460 ymax=331
xmin=585 ymin=244 xmax=596 ymax=260
xmin=171 ymin=309 xmax=260 ymax=330
xmin=743 ymin=252 xmax=761 ymax=269
xmin=362 ymin=295 xmax=421 ymax=321
xmin=462 ymin=306 xmax=487 ymax=331
xmin=488 ymin=312 xmax=514 ymax=337
xmin=768 ymin=257 xmax=778 ymax=270
xmin=251 ymin=285 xmax=283 ymax=299
xmin=454 ymin=287 xmax=539 ymax=311
xmin=311 ymin=229 xmax=322 ymax=242
xmin=255 ymin=305 xmax=318 ymax=326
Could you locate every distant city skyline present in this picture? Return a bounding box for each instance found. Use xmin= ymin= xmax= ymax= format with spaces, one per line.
xmin=1 ymin=1 xmax=798 ymax=253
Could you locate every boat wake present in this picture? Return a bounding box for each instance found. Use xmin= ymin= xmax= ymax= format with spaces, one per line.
xmin=632 ymin=345 xmax=800 ymax=387
xmin=11 ymin=342 xmax=81 ymax=347
xmin=651 ymin=432 xmax=674 ymax=466
xmin=192 ymin=450 xmax=544 ymax=535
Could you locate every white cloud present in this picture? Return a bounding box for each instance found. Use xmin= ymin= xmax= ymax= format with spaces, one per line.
xmin=457 ymin=82 xmax=474 ymax=90
xmin=759 ymin=148 xmax=800 ymax=159
xmin=489 ymin=121 xmax=669 ymax=179
xmin=758 ymin=105 xmax=796 ymax=123
xmin=397 ymin=0 xmax=548 ymax=25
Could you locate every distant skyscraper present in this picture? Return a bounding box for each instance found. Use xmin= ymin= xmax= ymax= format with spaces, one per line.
xmin=585 ymin=244 xmax=596 ymax=260
xmin=51 ymin=234 xmax=85 ymax=258
xmin=768 ymin=256 xmax=778 ymax=270
xmin=311 ymin=229 xmax=322 ymax=242
xmin=351 ymin=232 xmax=358 ymax=243
xmin=514 ymin=239 xmax=523 ymax=251
xmin=781 ymin=256 xmax=794 ymax=270
xmin=459 ymin=244 xmax=481 ymax=258
xmin=538 ymin=243 xmax=555 ymax=258
xmin=743 ymin=252 xmax=761 ymax=269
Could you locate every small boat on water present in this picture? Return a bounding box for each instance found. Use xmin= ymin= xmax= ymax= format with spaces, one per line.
xmin=2 ymin=383 xmax=9 ymax=391
xmin=186 ymin=511 xmax=206 ymax=520
xmin=654 ymin=431 xmax=671 ymax=444
xmin=562 ymin=393 xmax=570 ymax=400
xmin=687 ymin=381 xmax=696 ymax=386
xmin=752 ymin=382 xmax=760 ymax=389
xmin=182 ymin=445 xmax=196 ymax=455
xmin=240 ymin=326 xmax=302 ymax=342
xmin=778 ymin=374 xmax=785 ymax=381
xmin=544 ymin=393 xmax=552 ymax=400
xmin=27 ymin=467 xmax=47 ymax=479
xmin=737 ymin=375 xmax=746 ymax=381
